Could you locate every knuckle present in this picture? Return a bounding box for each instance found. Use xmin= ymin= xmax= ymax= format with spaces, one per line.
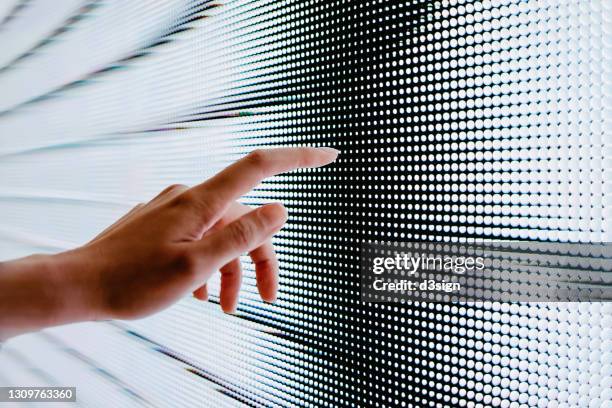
xmin=230 ymin=220 xmax=254 ymax=248
xmin=253 ymin=207 xmax=270 ymax=229
xmin=190 ymin=196 xmax=219 ymax=219
xmin=166 ymin=183 xmax=188 ymax=193
xmin=166 ymin=190 xmax=219 ymax=224
xmin=248 ymin=149 xmax=267 ymax=163
xmin=169 ymin=190 xmax=198 ymax=208
xmin=245 ymin=149 xmax=269 ymax=176
xmin=157 ymin=184 xmax=187 ymax=199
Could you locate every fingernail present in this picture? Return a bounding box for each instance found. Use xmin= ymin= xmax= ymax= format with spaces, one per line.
xmin=223 ymin=304 xmax=237 ymax=314
xmin=319 ymin=147 xmax=340 ymax=154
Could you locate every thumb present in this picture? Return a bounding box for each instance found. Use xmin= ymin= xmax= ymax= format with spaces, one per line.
xmin=191 ymin=203 xmax=288 ymax=276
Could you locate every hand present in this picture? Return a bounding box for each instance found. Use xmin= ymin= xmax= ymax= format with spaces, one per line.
xmin=0 ymin=147 xmax=339 ymax=340
xmin=89 ymin=199 xmax=277 ymax=315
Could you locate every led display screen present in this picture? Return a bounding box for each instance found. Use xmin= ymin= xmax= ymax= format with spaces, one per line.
xmin=0 ymin=1 xmax=610 ymax=407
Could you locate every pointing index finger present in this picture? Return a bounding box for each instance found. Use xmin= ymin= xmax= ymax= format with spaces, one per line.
xmin=190 ymin=147 xmax=338 ymax=215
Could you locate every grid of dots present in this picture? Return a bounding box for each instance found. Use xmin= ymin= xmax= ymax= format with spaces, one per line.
xmin=0 ymin=0 xmax=610 ymax=407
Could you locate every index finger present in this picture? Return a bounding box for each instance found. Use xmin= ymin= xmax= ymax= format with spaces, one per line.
xmin=188 ymin=147 xmax=338 ymax=221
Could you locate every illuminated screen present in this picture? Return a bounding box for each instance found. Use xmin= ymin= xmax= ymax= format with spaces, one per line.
xmin=0 ymin=0 xmax=610 ymax=407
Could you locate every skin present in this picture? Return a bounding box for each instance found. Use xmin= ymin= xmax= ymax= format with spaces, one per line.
xmin=0 ymin=147 xmax=339 ymax=342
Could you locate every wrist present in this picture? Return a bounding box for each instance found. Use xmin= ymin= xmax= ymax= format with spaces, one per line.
xmin=0 ymin=249 xmax=103 ymax=341
xmin=49 ymin=248 xmax=105 ymax=324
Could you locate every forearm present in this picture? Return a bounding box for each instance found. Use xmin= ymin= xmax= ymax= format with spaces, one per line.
xmin=0 ymin=250 xmax=98 ymax=342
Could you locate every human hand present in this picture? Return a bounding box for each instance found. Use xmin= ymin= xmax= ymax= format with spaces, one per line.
xmin=80 ymin=147 xmax=339 ymax=319
xmin=0 ymin=147 xmax=338 ymax=340
xmin=89 ymin=200 xmax=277 ymax=315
